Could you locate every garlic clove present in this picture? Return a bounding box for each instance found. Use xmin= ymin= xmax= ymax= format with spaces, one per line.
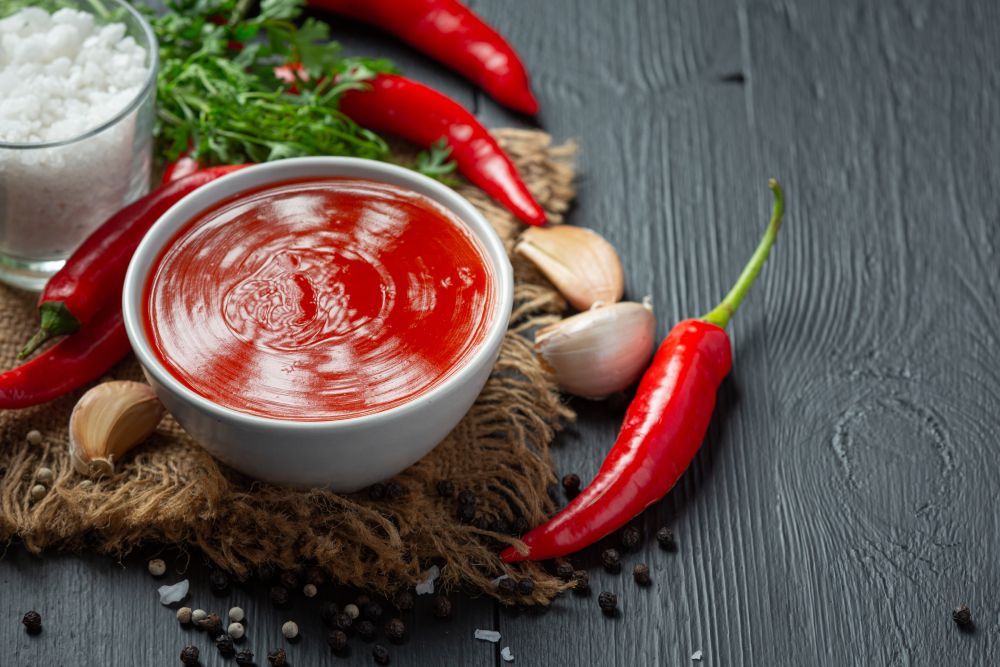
xmin=515 ymin=225 xmax=624 ymax=311
xmin=535 ymin=301 xmax=656 ymax=400
xmin=69 ymin=381 xmax=165 ymax=478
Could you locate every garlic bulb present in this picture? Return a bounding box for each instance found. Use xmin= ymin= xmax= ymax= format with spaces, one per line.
xmin=69 ymin=381 xmax=165 ymax=478
xmin=515 ymin=225 xmax=624 ymax=311
xmin=535 ymin=301 xmax=656 ymax=399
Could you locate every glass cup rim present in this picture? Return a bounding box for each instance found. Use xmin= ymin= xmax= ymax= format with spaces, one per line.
xmin=0 ymin=0 xmax=159 ymax=151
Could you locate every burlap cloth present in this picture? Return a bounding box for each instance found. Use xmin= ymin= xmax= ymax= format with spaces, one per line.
xmin=0 ymin=129 xmax=578 ymax=604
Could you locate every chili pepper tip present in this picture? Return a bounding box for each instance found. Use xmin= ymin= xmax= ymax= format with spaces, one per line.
xmin=19 ymin=301 xmax=81 ymax=360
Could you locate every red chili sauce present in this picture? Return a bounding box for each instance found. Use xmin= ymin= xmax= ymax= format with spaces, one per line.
xmin=144 ymin=177 xmax=496 ymax=421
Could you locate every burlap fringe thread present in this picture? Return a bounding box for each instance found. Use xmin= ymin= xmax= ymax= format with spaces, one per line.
xmin=0 ymin=129 xmax=578 ymax=604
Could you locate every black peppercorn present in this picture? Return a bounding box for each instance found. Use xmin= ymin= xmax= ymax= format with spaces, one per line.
xmin=432 ymin=595 xmax=452 ymax=619
xmin=270 ymin=585 xmax=290 ymax=609
xmin=600 ymin=548 xmax=621 ymax=573
xmin=457 ymin=503 xmax=476 ymax=523
xmin=180 ymin=645 xmax=200 ymax=665
xmin=953 ymin=605 xmax=973 ymax=627
xmin=489 ymin=518 xmax=510 ymax=535
xmin=620 ymin=526 xmax=642 ymax=551
xmin=384 ymin=617 xmax=406 ymax=643
xmin=356 ymin=619 xmax=376 ymax=641
xmin=197 ymin=613 xmax=223 ymax=637
xmin=305 ymin=566 xmax=326 ymax=587
xmin=333 ymin=611 xmax=353 ymax=632
xmin=598 ymin=591 xmax=618 ymax=615
xmin=516 ymin=578 xmax=535 ymax=597
xmin=373 ymin=644 xmax=391 ymax=665
xmin=436 ymin=479 xmax=455 ymax=497
xmin=368 ymin=483 xmax=386 ymax=500
xmin=655 ymin=526 xmax=675 ymax=550
xmin=572 ymin=570 xmax=590 ymax=595
xmin=235 ymin=648 xmax=254 ymax=665
xmin=278 ymin=570 xmax=300 ymax=590
xmin=555 ymin=559 xmax=575 ymax=581
xmin=394 ymin=590 xmax=415 ymax=611
xmin=497 ymin=577 xmax=517 ymax=596
xmin=364 ymin=601 xmax=384 ymax=622
xmin=21 ymin=610 xmax=41 ymax=634
xmin=327 ymin=629 xmax=349 ymax=652
xmin=267 ymin=647 xmax=288 ymax=667
xmin=355 ymin=594 xmax=371 ymax=608
xmin=386 ymin=481 xmax=405 ymax=499
xmin=633 ymin=563 xmax=651 ymax=586
xmin=457 ymin=489 xmax=476 ymax=506
xmin=215 ymin=634 xmax=236 ymax=658
xmin=320 ymin=601 xmax=339 ymax=626
xmin=561 ymin=473 xmax=581 ymax=497
xmin=209 ymin=569 xmax=231 ymax=596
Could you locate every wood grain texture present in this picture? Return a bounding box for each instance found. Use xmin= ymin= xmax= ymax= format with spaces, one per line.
xmin=6 ymin=0 xmax=1000 ymax=664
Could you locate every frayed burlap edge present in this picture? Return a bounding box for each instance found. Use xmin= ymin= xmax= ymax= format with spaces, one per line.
xmin=0 ymin=129 xmax=578 ymax=604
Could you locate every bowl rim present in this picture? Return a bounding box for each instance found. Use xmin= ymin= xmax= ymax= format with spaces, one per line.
xmin=0 ymin=0 xmax=159 ymax=150
xmin=122 ymin=157 xmax=515 ymax=431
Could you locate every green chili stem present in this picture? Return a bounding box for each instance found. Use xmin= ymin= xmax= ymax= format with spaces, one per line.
xmin=701 ymin=178 xmax=785 ymax=330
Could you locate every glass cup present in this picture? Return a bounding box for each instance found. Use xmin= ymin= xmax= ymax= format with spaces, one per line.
xmin=0 ymin=0 xmax=158 ymax=291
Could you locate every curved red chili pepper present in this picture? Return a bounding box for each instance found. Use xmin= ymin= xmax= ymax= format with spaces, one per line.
xmin=339 ymin=73 xmax=546 ymax=226
xmin=0 ymin=303 xmax=128 ymax=409
xmin=309 ymin=0 xmax=539 ymax=115
xmin=20 ymin=165 xmax=248 ymax=359
xmin=502 ymin=180 xmax=785 ymax=562
xmin=160 ymin=154 xmax=201 ymax=185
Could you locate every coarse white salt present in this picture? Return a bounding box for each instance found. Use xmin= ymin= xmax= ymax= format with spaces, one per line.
xmin=691 ymin=649 xmax=704 ymax=661
xmin=415 ymin=564 xmax=440 ymax=595
xmin=474 ymin=629 xmax=501 ymax=643
xmin=158 ymin=579 xmax=189 ymax=605
xmin=0 ymin=6 xmax=153 ymax=274
xmin=501 ymin=646 xmax=515 ymax=662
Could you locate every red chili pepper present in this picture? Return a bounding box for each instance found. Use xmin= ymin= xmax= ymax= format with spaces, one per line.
xmin=19 ymin=165 xmax=248 ymax=359
xmin=0 ymin=302 xmax=128 ymax=409
xmin=339 ymin=73 xmax=546 ymax=226
xmin=502 ymin=180 xmax=785 ymax=562
xmin=160 ymin=154 xmax=201 ymax=185
xmin=309 ymin=0 xmax=539 ymax=115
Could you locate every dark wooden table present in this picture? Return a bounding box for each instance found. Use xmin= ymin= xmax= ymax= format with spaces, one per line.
xmin=5 ymin=0 xmax=1000 ymax=664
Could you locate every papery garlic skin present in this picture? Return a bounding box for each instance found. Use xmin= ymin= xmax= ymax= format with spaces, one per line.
xmin=515 ymin=225 xmax=624 ymax=311
xmin=535 ymin=301 xmax=656 ymax=399
xmin=69 ymin=381 xmax=165 ymax=477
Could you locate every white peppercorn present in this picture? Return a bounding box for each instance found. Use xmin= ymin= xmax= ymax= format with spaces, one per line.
xmin=281 ymin=621 xmax=299 ymax=639
xmin=26 ymin=430 xmax=42 ymax=446
xmin=30 ymin=484 xmax=46 ymax=501
xmin=229 ymin=607 xmax=245 ymax=623
xmin=343 ymin=603 xmax=360 ymax=620
xmin=303 ymin=583 xmax=317 ymax=598
xmin=148 ymin=559 xmax=167 ymax=577
xmin=176 ymin=607 xmax=193 ymax=625
xmin=35 ymin=467 xmax=53 ymax=485
xmin=191 ymin=609 xmax=208 ymax=623
xmin=228 ymin=622 xmax=245 ymax=640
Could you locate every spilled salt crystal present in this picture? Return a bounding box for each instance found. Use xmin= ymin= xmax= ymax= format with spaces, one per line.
xmin=474 ymin=629 xmax=501 ymax=643
xmin=416 ymin=564 xmax=440 ymax=595
xmin=158 ymin=579 xmax=189 ymax=605
xmin=501 ymin=646 xmax=515 ymax=662
xmin=691 ymin=649 xmax=703 ymax=661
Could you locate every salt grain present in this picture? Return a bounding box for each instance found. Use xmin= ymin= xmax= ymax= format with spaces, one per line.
xmin=415 ymin=565 xmax=440 ymax=595
xmin=691 ymin=649 xmax=703 ymax=661
xmin=157 ymin=579 xmax=189 ymax=605
xmin=474 ymin=629 xmax=501 ymax=643
xmin=501 ymin=646 xmax=515 ymax=662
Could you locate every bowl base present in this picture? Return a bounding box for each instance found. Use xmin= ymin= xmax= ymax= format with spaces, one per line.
xmin=0 ymin=254 xmax=63 ymax=292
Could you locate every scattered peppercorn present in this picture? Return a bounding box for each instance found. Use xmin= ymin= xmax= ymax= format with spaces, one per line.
xmin=180 ymin=645 xmax=199 ymax=665
xmin=305 ymin=566 xmax=325 ymax=587
xmin=35 ymin=467 xmax=53 ymax=485
xmin=148 ymin=558 xmax=167 ymax=577
xmin=436 ymin=479 xmax=455 ymax=497
xmin=572 ymin=570 xmax=591 ymax=595
xmin=433 ymin=595 xmax=452 ymax=619
xmin=497 ymin=577 xmax=517 ymax=596
xmin=22 ymin=610 xmax=42 ymax=634
xmin=229 ymin=607 xmax=245 ymax=623
xmin=197 ymin=613 xmax=223 ymax=637
xmin=228 ymin=622 xmax=245 ymax=640
xmin=355 ymin=594 xmax=371 ymax=608
xmin=555 ymin=559 xmax=575 ymax=581
xmin=601 ymin=548 xmax=621 ymax=573
xmin=303 ymin=583 xmax=318 ymax=598
xmin=30 ymin=484 xmax=46 ymax=501
xmin=334 ymin=611 xmax=353 ymax=632
xmin=327 ymin=629 xmax=349 ymax=653
xmin=373 ymin=644 xmax=391 ymax=665
xmin=281 ymin=620 xmax=299 ymax=640
xmin=394 ymin=591 xmax=415 ymax=612
xmin=953 ymin=605 xmax=973 ymax=627
xmin=235 ymin=648 xmax=254 ymax=665
xmin=386 ymin=481 xmax=405 ymax=499
xmin=561 ymin=473 xmax=581 ymax=497
xmin=598 ymin=591 xmax=618 ymax=615
xmin=344 ymin=603 xmax=361 ymax=620
xmin=207 ymin=569 xmax=230 ymax=596
xmin=356 ymin=619 xmax=376 ymax=641
xmin=385 ymin=617 xmax=406 ymax=643
xmin=176 ymin=607 xmax=193 ymax=625
xmin=458 ymin=489 xmax=477 ymax=505
xmin=364 ymin=601 xmax=384 ymax=621
xmin=191 ymin=609 xmax=208 ymax=624
xmin=215 ymin=634 xmax=236 ymax=658
xmin=457 ymin=503 xmax=476 ymax=523
xmin=620 ymin=526 xmax=642 ymax=551
xmin=267 ymin=647 xmax=288 ymax=667
xmin=26 ymin=430 xmax=42 ymax=445
xmin=368 ymin=483 xmax=386 ymax=500
xmin=278 ymin=570 xmax=300 ymax=590
xmin=320 ymin=601 xmax=339 ymax=626
xmin=517 ymin=578 xmax=535 ymax=597
xmin=270 ymin=585 xmax=290 ymax=609
xmin=655 ymin=526 xmax=675 ymax=550
xmin=633 ymin=563 xmax=651 ymax=586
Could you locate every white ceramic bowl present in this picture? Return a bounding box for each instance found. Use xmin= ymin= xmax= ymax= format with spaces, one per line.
xmin=123 ymin=157 xmax=513 ymax=490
